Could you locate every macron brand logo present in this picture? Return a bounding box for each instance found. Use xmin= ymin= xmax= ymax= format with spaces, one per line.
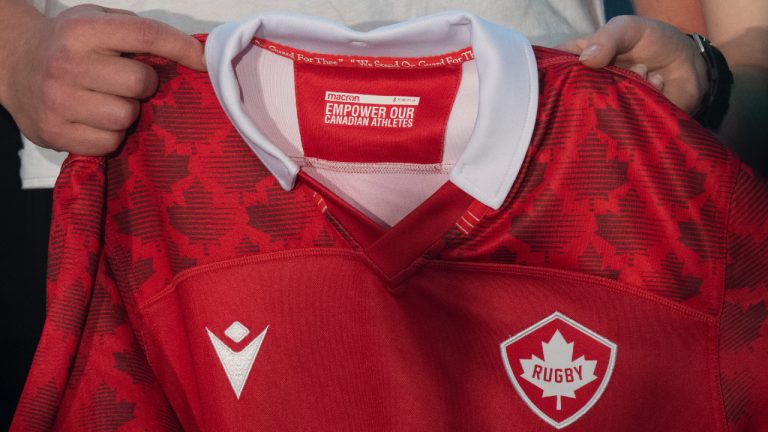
xmin=325 ymin=92 xmax=360 ymax=103
xmin=501 ymin=312 xmax=617 ymax=429
xmin=207 ymin=321 xmax=268 ymax=399
xmin=324 ymin=91 xmax=420 ymax=106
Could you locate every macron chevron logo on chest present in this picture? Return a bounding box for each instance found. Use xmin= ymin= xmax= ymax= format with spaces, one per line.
xmin=206 ymin=322 xmax=269 ymax=399
xmin=501 ymin=312 xmax=617 ymax=429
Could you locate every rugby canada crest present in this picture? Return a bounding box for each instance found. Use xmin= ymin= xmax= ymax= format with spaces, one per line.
xmin=500 ymin=312 xmax=617 ymax=429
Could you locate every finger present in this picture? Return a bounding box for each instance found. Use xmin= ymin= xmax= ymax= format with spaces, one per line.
xmin=648 ymin=74 xmax=664 ymax=91
xmin=60 ymin=122 xmax=127 ymax=156
xmin=77 ymin=55 xmax=159 ymax=99
xmin=572 ymin=15 xmax=647 ymax=68
xmin=63 ymin=89 xmax=140 ymax=131
xmin=629 ymin=63 xmax=648 ymax=79
xmin=555 ymin=38 xmax=588 ymax=55
xmin=41 ymin=120 xmax=126 ymax=156
xmin=83 ymin=14 xmax=206 ymax=71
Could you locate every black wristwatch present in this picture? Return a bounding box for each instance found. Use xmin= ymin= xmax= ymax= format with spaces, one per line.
xmin=689 ymin=33 xmax=733 ymax=131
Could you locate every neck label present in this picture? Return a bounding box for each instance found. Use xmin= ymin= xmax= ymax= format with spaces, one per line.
xmin=287 ymin=42 xmax=465 ymax=164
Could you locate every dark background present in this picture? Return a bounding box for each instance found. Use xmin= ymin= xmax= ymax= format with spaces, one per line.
xmin=0 ymin=105 xmax=52 ymax=430
xmin=0 ymin=1 xmax=634 ymax=429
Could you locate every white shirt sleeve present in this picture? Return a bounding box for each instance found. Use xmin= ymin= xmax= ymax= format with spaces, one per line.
xmin=19 ymin=135 xmax=66 ymax=189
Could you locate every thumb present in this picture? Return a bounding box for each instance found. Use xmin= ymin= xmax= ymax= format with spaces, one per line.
xmin=555 ymin=37 xmax=588 ymax=55
xmin=556 ymin=36 xmax=619 ymax=69
xmin=567 ymin=15 xmax=647 ymax=69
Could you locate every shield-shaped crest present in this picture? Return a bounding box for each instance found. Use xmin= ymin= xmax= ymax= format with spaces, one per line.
xmin=500 ymin=312 xmax=617 ymax=429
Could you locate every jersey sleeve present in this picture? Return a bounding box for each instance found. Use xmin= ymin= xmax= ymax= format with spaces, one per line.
xmin=10 ymin=157 xmax=180 ymax=431
xmin=721 ymin=165 xmax=768 ymax=432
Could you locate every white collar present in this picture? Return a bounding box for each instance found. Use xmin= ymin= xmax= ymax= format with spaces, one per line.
xmin=205 ymin=12 xmax=538 ymax=210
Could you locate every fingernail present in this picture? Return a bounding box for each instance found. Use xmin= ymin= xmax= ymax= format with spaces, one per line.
xmin=579 ymin=44 xmax=600 ymax=61
xmin=649 ymin=74 xmax=664 ymax=90
xmin=629 ymin=64 xmax=648 ymax=77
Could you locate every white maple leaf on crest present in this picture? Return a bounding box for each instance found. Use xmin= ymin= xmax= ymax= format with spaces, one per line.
xmin=519 ymin=330 xmax=597 ymax=410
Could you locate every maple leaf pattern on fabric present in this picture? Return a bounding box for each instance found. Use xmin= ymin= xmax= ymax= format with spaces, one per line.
xmin=77 ymin=383 xmax=136 ymax=430
xmin=167 ymin=179 xmax=236 ymax=244
xmin=114 ymin=341 xmax=155 ymax=386
xmin=246 ymin=183 xmax=319 ymax=242
xmin=519 ymin=330 xmax=597 ymax=410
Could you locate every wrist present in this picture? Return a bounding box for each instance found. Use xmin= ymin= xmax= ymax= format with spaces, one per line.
xmin=689 ymin=33 xmax=734 ymax=130
xmin=688 ymin=35 xmax=710 ymax=113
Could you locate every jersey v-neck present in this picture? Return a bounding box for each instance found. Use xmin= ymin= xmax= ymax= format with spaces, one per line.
xmin=297 ymin=171 xmax=477 ymax=280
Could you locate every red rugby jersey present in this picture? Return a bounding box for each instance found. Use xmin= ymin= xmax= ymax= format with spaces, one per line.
xmin=12 ymin=13 xmax=768 ymax=432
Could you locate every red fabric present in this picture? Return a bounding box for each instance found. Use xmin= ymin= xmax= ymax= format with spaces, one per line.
xmin=11 ymin=44 xmax=768 ymax=431
xmin=720 ymin=167 xmax=768 ymax=430
xmin=139 ymin=258 xmax=717 ymax=431
xmin=299 ymin=172 xmax=475 ymax=280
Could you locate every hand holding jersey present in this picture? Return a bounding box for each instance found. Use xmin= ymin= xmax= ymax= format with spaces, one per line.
xmin=0 ymin=2 xmax=205 ymax=156
xmin=557 ymin=15 xmax=709 ymax=115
